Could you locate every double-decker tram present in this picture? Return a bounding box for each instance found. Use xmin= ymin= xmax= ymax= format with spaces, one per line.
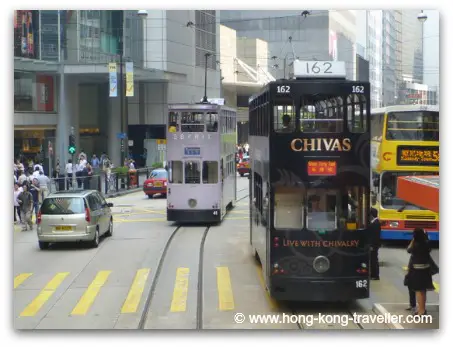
xmin=166 ymin=100 xmax=237 ymax=223
xmin=249 ymin=60 xmax=371 ymax=301
xmin=370 ymin=105 xmax=439 ymax=241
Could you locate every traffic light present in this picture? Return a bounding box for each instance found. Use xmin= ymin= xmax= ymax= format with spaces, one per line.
xmin=68 ymin=134 xmax=76 ymax=155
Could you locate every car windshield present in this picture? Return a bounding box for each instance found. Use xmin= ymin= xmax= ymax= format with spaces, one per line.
xmin=40 ymin=197 xmax=85 ymax=215
xmin=150 ymin=170 xmax=167 ymax=179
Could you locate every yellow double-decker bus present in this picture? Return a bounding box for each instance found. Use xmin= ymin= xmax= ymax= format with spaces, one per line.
xmin=371 ymin=104 xmax=439 ymax=241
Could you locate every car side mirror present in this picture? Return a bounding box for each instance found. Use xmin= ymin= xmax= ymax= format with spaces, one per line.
xmin=107 ymin=203 xmax=113 ymax=207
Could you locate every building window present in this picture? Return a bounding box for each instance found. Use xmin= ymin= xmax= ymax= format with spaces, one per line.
xmin=195 ymin=10 xmax=216 ymax=70
xmin=14 ymin=72 xmax=56 ymax=112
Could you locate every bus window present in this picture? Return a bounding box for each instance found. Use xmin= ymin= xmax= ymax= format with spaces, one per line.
xmin=273 ymin=187 xmax=304 ymax=230
xmin=380 ymin=171 xmax=437 ymax=210
xmin=274 ymin=105 xmax=296 ymax=133
xmin=185 ymin=160 xmax=201 ymax=184
xmin=206 ymin=112 xmax=218 ymax=132
xmin=385 ymin=111 xmax=439 ymax=141
xmin=202 ymin=161 xmax=218 ymax=184
xmin=300 ymin=96 xmax=343 ymax=133
xmin=181 ymin=112 xmax=205 ymax=132
xmin=168 ymin=112 xmax=179 ymax=133
xmin=169 ymin=161 xmax=183 ymax=184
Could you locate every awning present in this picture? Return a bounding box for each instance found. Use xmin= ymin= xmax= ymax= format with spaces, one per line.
xmin=397 ymin=176 xmax=439 ymax=213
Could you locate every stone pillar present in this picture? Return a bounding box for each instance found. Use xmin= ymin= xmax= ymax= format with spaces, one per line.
xmin=108 ymin=95 xmax=122 ymax=167
xmin=56 ymin=74 xmax=79 ymax=170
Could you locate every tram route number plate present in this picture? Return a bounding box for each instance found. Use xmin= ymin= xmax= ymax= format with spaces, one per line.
xmin=184 ymin=147 xmax=201 ymax=156
xmin=355 ymin=279 xmax=368 ymax=288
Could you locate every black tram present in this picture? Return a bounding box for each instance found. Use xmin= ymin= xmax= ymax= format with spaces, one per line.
xmin=249 ymin=60 xmax=371 ymax=301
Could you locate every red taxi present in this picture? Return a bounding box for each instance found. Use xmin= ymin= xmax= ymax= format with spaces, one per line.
xmin=236 ymin=156 xmax=250 ymax=177
xmin=143 ymin=169 xmax=168 ymax=198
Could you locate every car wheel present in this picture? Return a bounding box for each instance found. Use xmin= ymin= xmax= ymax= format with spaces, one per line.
xmin=240 ymin=173 xmax=244 ymax=177
xmin=105 ymin=218 xmax=113 ymax=237
xmin=38 ymin=241 xmax=49 ymax=250
xmin=148 ymin=194 xmax=153 ymax=199
xmin=162 ymin=193 xmax=167 ymax=198
xmin=90 ymin=228 xmax=100 ymax=248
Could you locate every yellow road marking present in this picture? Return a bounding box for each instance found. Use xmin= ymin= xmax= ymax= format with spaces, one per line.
xmin=402 ymin=266 xmax=439 ymax=292
xmin=216 ymin=267 xmax=235 ymax=311
xmin=224 ymin=217 xmax=248 ymax=220
xmin=20 ymin=272 xmax=70 ymax=317
xmin=433 ymin=282 xmax=439 ymax=293
xmin=71 ymin=271 xmax=111 ymax=316
xmin=121 ymin=268 xmax=151 ymax=313
xmin=229 ymin=210 xmax=250 ymax=215
xmin=170 ymin=268 xmax=190 ymax=312
xmin=14 ymin=273 xmax=32 ymax=289
xmin=255 ymin=263 xmax=278 ymax=310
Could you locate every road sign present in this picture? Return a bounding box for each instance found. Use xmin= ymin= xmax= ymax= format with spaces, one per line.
xmin=157 ymin=139 xmax=167 ymax=145
xmin=117 ymin=132 xmax=127 ymax=139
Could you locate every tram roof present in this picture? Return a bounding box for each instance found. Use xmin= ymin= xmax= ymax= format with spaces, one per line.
xmin=371 ymin=104 xmax=439 ymax=114
xmin=397 ymin=175 xmax=439 ymax=213
xmin=168 ymin=102 xmax=237 ymax=112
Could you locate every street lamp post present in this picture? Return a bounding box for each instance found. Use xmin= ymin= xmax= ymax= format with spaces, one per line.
xmin=417 ymin=10 xmax=428 ymax=104
xmin=202 ymin=52 xmax=211 ymax=103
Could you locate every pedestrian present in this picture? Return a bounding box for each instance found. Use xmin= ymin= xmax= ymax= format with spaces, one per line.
xmin=17 ymin=170 xmax=28 ymax=186
xmin=37 ymin=171 xmax=50 ymax=201
xmin=405 ymin=228 xmax=435 ymax=315
xmin=369 ymin=207 xmax=381 ymax=280
xmin=29 ymin=178 xmax=41 ymax=222
xmin=91 ymin=154 xmax=100 ymax=174
xmin=17 ymin=184 xmax=33 ymax=231
xmin=77 ymin=155 xmax=87 ymax=188
xmin=14 ymin=183 xmax=23 ymax=224
xmin=65 ymin=159 xmax=74 ymax=188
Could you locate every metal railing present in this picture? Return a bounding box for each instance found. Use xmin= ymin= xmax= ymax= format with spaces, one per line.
xmin=48 ymin=167 xmax=155 ymax=196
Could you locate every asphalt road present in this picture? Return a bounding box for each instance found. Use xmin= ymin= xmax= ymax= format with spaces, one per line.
xmin=13 ymin=175 xmax=439 ymax=330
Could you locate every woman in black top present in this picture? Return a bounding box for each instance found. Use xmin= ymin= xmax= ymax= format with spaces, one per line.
xmin=407 ymin=228 xmax=435 ymax=315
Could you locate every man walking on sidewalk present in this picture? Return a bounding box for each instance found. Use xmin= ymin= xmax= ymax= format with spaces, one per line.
xmin=17 ymin=184 xmax=33 ymax=231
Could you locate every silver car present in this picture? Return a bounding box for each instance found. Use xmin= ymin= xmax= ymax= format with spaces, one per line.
xmin=37 ymin=190 xmax=114 ymax=250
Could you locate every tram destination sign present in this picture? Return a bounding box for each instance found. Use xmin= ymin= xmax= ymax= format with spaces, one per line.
xmin=184 ymin=147 xmax=201 ymax=156
xmin=293 ymin=60 xmax=346 ymax=78
xmin=396 ymin=145 xmax=439 ymax=166
xmin=307 ymin=161 xmax=337 ymax=176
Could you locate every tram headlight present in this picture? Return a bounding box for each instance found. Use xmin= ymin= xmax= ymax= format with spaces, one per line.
xmin=389 ymin=221 xmax=399 ymax=228
xmin=188 ymin=199 xmax=197 ymax=208
xmin=313 ymin=256 xmax=330 ymax=274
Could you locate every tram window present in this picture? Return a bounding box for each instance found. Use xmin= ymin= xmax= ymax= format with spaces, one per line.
xmin=305 ymin=187 xmax=368 ymax=231
xmin=274 ymin=187 xmax=304 ymax=230
xmin=274 ymin=105 xmax=296 ymax=133
xmin=184 ymin=160 xmax=201 ymax=184
xmin=181 ymin=112 xmax=205 ymax=132
xmin=300 ymin=96 xmax=344 ymax=133
xmin=168 ymin=112 xmax=180 ymax=133
xmin=347 ymin=94 xmax=368 ymax=133
xmin=168 ymin=161 xmax=183 ymax=184
xmin=206 ymin=112 xmax=218 ymax=132
xmin=202 ymin=161 xmax=218 ymax=183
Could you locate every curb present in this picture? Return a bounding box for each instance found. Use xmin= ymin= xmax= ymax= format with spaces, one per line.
xmin=372 ymin=303 xmax=404 ymax=329
xmin=105 ymin=187 xmax=142 ymax=198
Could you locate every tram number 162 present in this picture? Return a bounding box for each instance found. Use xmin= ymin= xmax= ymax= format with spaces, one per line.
xmin=356 ymin=279 xmax=368 ymax=288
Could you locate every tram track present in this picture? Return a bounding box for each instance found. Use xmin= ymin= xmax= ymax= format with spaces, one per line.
xmin=138 ymin=225 xmax=211 ymax=330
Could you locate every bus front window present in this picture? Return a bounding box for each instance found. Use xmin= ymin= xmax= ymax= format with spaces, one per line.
xmin=381 ymin=171 xmax=438 ymax=210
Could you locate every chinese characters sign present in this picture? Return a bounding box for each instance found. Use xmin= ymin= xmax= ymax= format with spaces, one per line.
xmin=307 ymin=161 xmax=337 ymax=176
xmin=397 ymin=146 xmax=439 ymax=166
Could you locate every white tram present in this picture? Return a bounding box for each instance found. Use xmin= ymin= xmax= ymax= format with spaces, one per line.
xmin=166 ymin=101 xmax=237 ymax=223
